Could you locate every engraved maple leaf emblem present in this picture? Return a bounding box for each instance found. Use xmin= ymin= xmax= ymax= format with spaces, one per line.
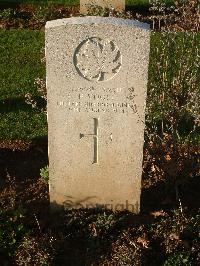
xmin=74 ymin=37 xmax=122 ymax=82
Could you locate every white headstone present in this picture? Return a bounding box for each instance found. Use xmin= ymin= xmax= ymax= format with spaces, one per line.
xmin=46 ymin=17 xmax=150 ymax=213
xmin=80 ymin=0 xmax=125 ymax=14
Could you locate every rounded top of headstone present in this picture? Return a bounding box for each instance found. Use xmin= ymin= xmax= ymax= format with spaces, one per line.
xmin=46 ymin=16 xmax=150 ymax=31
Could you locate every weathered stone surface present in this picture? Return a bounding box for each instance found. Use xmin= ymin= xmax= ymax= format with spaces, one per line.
xmin=46 ymin=16 xmax=150 ymax=213
xmin=80 ymin=0 xmax=125 ymax=14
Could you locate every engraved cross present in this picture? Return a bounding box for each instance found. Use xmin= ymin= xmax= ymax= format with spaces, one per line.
xmin=80 ymin=118 xmax=112 ymax=164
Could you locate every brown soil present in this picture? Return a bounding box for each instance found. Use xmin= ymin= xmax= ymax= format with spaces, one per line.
xmin=0 ymin=139 xmax=199 ymax=215
xmin=0 ymin=139 xmax=49 ymax=214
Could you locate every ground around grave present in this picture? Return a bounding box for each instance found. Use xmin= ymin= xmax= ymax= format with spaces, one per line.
xmin=0 ymin=137 xmax=199 ymax=265
xmin=0 ymin=0 xmax=199 ymax=265
xmin=0 ymin=0 xmax=198 ymax=31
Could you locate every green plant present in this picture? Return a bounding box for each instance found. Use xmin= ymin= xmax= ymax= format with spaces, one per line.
xmin=0 ymin=8 xmax=14 ymax=20
xmin=164 ymin=252 xmax=192 ymax=266
xmin=15 ymin=236 xmax=55 ymax=265
xmin=86 ymin=3 xmax=135 ymax=19
xmin=40 ymin=166 xmax=49 ymax=183
xmin=149 ymin=0 xmax=200 ymax=31
xmin=33 ymin=6 xmax=53 ymax=23
xmin=0 ymin=208 xmax=27 ymax=257
xmin=145 ymin=31 xmax=200 ymax=198
xmin=87 ymin=5 xmax=110 ymax=17
xmin=150 ymin=209 xmax=200 ymax=259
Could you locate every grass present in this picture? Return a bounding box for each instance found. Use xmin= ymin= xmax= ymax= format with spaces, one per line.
xmin=148 ymin=32 xmax=200 ymax=143
xmin=0 ymin=30 xmax=47 ymax=140
xmin=0 ymin=0 xmax=79 ymax=5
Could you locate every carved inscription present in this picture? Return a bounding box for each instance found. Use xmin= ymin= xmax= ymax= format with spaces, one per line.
xmin=57 ymin=87 xmax=137 ymax=114
xmin=74 ymin=37 xmax=122 ymax=82
xmin=80 ymin=118 xmax=112 ymax=164
xmin=80 ymin=118 xmax=99 ymax=164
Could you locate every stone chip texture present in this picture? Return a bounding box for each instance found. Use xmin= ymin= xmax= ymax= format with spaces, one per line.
xmin=46 ymin=17 xmax=150 ymax=212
